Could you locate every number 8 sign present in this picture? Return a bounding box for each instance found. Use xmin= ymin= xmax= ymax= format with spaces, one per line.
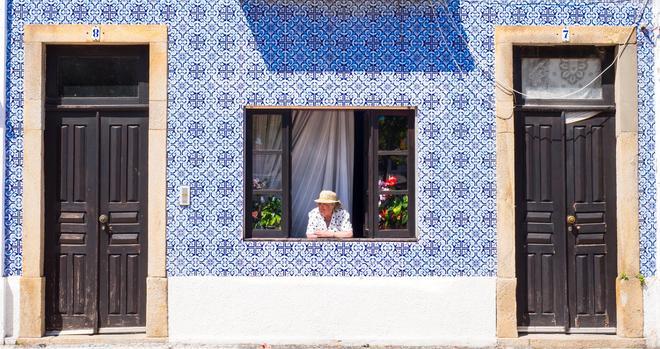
xmin=91 ymin=26 xmax=101 ymax=41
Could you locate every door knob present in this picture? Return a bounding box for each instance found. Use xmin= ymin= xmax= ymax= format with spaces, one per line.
xmin=566 ymin=215 xmax=576 ymax=225
xmin=99 ymin=214 xmax=109 ymax=224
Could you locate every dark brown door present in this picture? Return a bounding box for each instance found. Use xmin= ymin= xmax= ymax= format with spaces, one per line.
xmin=98 ymin=112 xmax=148 ymax=328
xmin=45 ymin=110 xmax=148 ymax=331
xmin=516 ymin=111 xmax=616 ymax=330
xmin=516 ymin=112 xmax=568 ymax=328
xmin=565 ymin=113 xmax=617 ymax=328
xmin=45 ymin=111 xmax=100 ymax=330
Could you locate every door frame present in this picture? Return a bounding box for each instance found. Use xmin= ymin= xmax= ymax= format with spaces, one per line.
xmin=19 ymin=25 xmax=168 ymax=338
xmin=495 ymin=26 xmax=643 ymax=338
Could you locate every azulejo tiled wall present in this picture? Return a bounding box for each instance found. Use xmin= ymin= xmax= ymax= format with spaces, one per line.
xmin=4 ymin=0 xmax=655 ymax=277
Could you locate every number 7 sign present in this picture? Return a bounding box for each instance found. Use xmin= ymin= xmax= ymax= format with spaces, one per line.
xmin=562 ymin=27 xmax=570 ymax=42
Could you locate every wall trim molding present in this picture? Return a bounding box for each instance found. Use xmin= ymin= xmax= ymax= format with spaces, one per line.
xmin=19 ymin=24 xmax=168 ymax=338
xmin=494 ymin=25 xmax=643 ymax=338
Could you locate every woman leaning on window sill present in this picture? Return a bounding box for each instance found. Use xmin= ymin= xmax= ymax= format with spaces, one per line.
xmin=306 ymin=190 xmax=353 ymax=239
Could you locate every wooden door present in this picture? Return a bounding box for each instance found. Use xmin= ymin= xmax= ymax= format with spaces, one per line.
xmin=516 ymin=112 xmax=568 ymax=328
xmin=98 ymin=112 xmax=148 ymax=328
xmin=45 ymin=111 xmax=100 ymax=331
xmin=565 ymin=113 xmax=617 ymax=328
xmin=516 ymin=111 xmax=616 ymax=330
xmin=45 ymin=110 xmax=148 ymax=331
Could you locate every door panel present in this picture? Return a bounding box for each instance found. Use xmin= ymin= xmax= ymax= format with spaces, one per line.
xmin=46 ymin=111 xmax=148 ymax=331
xmin=516 ymin=113 xmax=567 ymax=327
xmin=517 ymin=111 xmax=617 ymax=330
xmin=45 ymin=112 xmax=99 ymax=331
xmin=98 ymin=112 xmax=148 ymax=328
xmin=566 ymin=113 xmax=617 ymax=328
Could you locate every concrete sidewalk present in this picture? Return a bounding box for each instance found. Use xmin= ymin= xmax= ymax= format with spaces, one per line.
xmin=3 ymin=333 xmax=650 ymax=349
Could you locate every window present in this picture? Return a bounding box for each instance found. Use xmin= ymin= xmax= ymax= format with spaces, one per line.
xmin=46 ymin=45 xmax=149 ymax=106
xmin=513 ymin=46 xmax=615 ymax=107
xmin=245 ymin=109 xmax=416 ymax=239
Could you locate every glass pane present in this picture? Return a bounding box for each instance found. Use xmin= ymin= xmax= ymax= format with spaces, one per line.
xmin=252 ymin=154 xmax=282 ymax=189
xmin=251 ymin=194 xmax=283 ymax=230
xmin=58 ymin=56 xmax=140 ymax=97
xmin=521 ymin=58 xmax=602 ymax=100
xmin=378 ymin=155 xmax=407 ymax=190
xmin=378 ymin=194 xmax=408 ymax=230
xmin=378 ymin=115 xmax=408 ymax=150
xmin=252 ymin=114 xmax=282 ymax=150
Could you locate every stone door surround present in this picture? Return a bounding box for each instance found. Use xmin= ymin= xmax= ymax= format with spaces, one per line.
xmin=19 ymin=24 xmax=168 ymax=338
xmin=495 ymin=26 xmax=643 ymax=338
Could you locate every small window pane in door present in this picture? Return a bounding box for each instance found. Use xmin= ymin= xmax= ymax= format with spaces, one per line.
xmin=521 ymin=58 xmax=602 ymax=99
xmin=378 ymin=194 xmax=409 ymax=230
xmin=252 ymin=154 xmax=282 ymax=189
xmin=252 ymin=114 xmax=283 ymax=150
xmin=251 ymin=194 xmax=283 ymax=230
xmin=58 ymin=56 xmax=140 ymax=97
xmin=378 ymin=155 xmax=408 ymax=190
xmin=378 ymin=115 xmax=408 ymax=150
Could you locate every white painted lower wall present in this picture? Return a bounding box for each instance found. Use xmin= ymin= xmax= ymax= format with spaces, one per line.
xmin=644 ymin=276 xmax=660 ymax=347
xmin=3 ymin=276 xmax=20 ymax=343
xmin=169 ymin=276 xmax=495 ymax=346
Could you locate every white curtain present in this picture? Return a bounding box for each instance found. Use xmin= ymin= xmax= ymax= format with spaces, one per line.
xmin=252 ymin=114 xmax=283 ymax=190
xmin=564 ymin=111 xmax=601 ymax=124
xmin=521 ymin=58 xmax=602 ymax=99
xmin=291 ymin=110 xmax=354 ymax=237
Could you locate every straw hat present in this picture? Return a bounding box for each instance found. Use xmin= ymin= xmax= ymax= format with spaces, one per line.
xmin=314 ymin=190 xmax=341 ymax=205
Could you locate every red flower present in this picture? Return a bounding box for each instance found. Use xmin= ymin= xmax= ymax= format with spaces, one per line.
xmin=385 ymin=175 xmax=397 ymax=187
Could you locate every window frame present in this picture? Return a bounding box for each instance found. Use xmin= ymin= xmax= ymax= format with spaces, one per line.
xmin=244 ymin=109 xmax=292 ymax=239
xmin=367 ymin=110 xmax=416 ymax=239
xmin=46 ymin=45 xmax=149 ymax=107
xmin=512 ymin=45 xmax=616 ymax=108
xmin=244 ymin=108 xmax=417 ymax=241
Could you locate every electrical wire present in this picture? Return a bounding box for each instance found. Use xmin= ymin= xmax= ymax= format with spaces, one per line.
xmin=477 ymin=0 xmax=645 ymax=5
xmin=434 ymin=0 xmax=651 ymax=107
xmin=494 ymin=27 xmax=634 ymax=99
xmin=425 ymin=0 xmax=468 ymax=76
xmin=496 ymin=0 xmax=649 ymax=99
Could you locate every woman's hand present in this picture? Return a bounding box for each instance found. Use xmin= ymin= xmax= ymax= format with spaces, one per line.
xmin=308 ymin=231 xmax=353 ymax=238
xmin=314 ymin=230 xmax=335 ymax=238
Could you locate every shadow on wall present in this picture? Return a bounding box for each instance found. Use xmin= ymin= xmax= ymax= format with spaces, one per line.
xmin=240 ymin=0 xmax=475 ymax=73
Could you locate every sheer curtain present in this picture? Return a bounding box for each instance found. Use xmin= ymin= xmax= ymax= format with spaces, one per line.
xmin=521 ymin=58 xmax=603 ymax=99
xmin=291 ymin=110 xmax=354 ymax=237
xmin=252 ymin=114 xmax=282 ymax=190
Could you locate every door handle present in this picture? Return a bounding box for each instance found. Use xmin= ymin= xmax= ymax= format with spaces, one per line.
xmin=99 ymin=214 xmax=109 ymax=224
xmin=566 ymin=215 xmax=576 ymax=225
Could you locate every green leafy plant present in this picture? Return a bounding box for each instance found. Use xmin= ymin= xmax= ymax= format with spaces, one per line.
xmin=253 ymin=196 xmax=282 ymax=229
xmin=619 ymin=272 xmax=647 ymax=287
xmin=378 ymin=194 xmax=408 ymax=229
xmin=378 ymin=176 xmax=408 ymax=229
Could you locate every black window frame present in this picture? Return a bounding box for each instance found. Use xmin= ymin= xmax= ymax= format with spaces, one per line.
xmin=244 ymin=108 xmax=416 ymax=241
xmin=513 ymin=45 xmax=616 ymax=108
xmin=46 ymin=45 xmax=149 ymax=107
xmin=244 ymin=109 xmax=292 ymax=239
xmin=367 ymin=110 xmax=416 ymax=239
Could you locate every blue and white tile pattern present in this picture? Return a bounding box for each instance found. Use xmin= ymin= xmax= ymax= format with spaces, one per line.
xmin=3 ymin=0 xmax=656 ymax=277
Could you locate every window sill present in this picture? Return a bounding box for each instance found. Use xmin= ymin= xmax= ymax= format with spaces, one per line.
xmin=243 ymin=237 xmax=419 ymax=242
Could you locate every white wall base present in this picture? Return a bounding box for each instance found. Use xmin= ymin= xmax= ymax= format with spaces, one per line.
xmin=645 ymin=276 xmax=660 ymax=347
xmin=169 ymin=276 xmax=495 ymax=346
xmin=3 ymin=276 xmax=19 ymax=342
